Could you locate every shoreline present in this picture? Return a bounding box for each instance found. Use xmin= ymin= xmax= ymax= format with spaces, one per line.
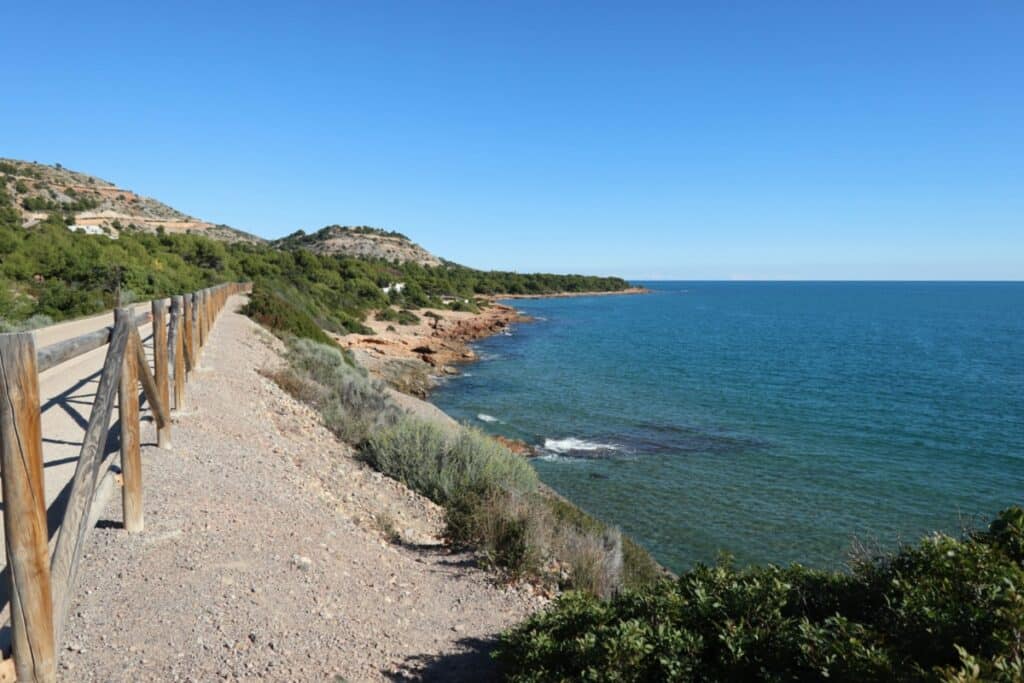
xmin=335 ymin=301 xmax=527 ymax=396
xmin=489 ymin=286 xmax=650 ymax=300
xmin=335 ymin=286 xmax=649 ymax=450
xmin=336 ymin=287 xmax=649 ymax=395
xmin=333 ymin=293 xmax=672 ymax=577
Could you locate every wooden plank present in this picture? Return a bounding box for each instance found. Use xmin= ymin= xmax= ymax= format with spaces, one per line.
xmin=151 ymin=300 xmax=171 ymax=448
xmin=0 ymin=333 xmax=57 ymax=682
xmin=49 ymin=312 xmax=129 ymax=650
xmin=130 ymin=325 xmax=168 ymax=431
xmin=35 ymin=311 xmax=150 ymax=374
xmin=169 ymin=296 xmax=185 ymax=410
xmin=119 ymin=332 xmax=143 ymax=532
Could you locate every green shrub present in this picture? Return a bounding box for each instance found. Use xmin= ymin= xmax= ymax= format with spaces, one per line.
xmin=496 ymin=506 xmax=1024 ymax=682
xmin=242 ymin=285 xmax=337 ymax=347
xmin=397 ymin=309 xmax=420 ymax=325
xmin=376 ymin=308 xmax=398 ymax=322
xmin=375 ymin=307 xmax=421 ymax=325
xmin=276 ymin=338 xmax=399 ymax=443
xmin=446 ymin=298 xmax=480 ymax=313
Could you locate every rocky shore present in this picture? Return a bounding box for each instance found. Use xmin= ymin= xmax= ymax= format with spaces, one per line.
xmin=337 ymin=288 xmax=647 ymax=397
xmin=335 ymin=302 xmax=529 ymax=396
xmin=335 ymin=289 xmax=648 ymax=454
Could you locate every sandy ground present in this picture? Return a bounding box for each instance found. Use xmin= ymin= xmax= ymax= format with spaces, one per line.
xmin=62 ymin=297 xmax=543 ymax=681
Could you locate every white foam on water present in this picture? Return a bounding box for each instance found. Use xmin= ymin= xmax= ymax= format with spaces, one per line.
xmin=477 ymin=413 xmax=499 ymax=423
xmin=543 ymin=437 xmax=619 ymax=454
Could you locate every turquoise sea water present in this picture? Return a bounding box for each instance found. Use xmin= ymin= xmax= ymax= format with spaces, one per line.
xmin=431 ymin=282 xmax=1024 ymax=572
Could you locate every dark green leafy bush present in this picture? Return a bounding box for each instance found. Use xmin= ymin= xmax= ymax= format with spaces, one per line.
xmin=496 ymin=507 xmax=1024 ymax=682
xmin=242 ymin=286 xmax=338 ymax=347
xmin=375 ymin=307 xmax=421 ymax=325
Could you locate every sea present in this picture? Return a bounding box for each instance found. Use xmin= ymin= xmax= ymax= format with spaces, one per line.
xmin=431 ymin=282 xmax=1024 ymax=573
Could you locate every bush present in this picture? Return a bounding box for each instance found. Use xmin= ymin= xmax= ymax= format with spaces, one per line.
xmin=363 ymin=416 xmax=646 ymax=592
xmin=362 ymin=417 xmax=539 ymax=506
xmin=242 ymin=285 xmax=337 ymax=347
xmin=0 ymin=313 xmax=54 ymax=333
xmin=375 ymin=308 xmax=421 ymax=325
xmin=446 ymin=298 xmax=480 ymax=313
xmin=495 ymin=506 xmax=1024 ymax=682
xmin=447 ymin=489 xmax=553 ymax=577
xmin=276 ymin=338 xmax=400 ymax=443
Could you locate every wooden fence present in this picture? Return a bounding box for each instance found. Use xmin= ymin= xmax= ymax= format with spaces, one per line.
xmin=0 ymin=282 xmax=251 ymax=682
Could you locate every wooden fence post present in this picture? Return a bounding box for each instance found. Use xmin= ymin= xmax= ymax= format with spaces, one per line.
xmin=204 ymin=288 xmax=212 ymax=337
xmin=0 ymin=333 xmax=57 ymax=682
xmin=169 ymin=296 xmax=185 ymax=410
xmin=196 ymin=291 xmax=206 ymax=356
xmin=151 ymin=300 xmax=171 ymax=449
xmin=117 ymin=316 xmax=143 ymax=533
xmin=184 ymin=293 xmax=195 ymax=373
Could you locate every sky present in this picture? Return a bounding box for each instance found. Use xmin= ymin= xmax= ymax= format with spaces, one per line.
xmin=2 ymin=1 xmax=1021 ymax=279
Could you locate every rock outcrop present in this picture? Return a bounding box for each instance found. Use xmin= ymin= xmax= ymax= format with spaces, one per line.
xmin=274 ymin=225 xmax=443 ymax=266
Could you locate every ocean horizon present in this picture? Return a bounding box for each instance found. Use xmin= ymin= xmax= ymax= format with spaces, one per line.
xmin=432 ymin=281 xmax=1024 ymax=573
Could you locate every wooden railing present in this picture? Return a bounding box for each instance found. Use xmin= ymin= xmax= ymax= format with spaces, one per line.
xmin=0 ymin=282 xmax=251 ymax=682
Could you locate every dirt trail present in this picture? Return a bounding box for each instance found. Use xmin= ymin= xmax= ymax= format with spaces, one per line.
xmin=63 ymin=296 xmax=542 ymax=681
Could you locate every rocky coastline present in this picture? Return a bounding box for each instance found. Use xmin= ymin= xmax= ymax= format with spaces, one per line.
xmin=335 ymin=302 xmax=528 ymax=394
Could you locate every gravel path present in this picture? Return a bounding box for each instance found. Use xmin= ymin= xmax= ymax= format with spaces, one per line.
xmin=62 ymin=296 xmax=543 ymax=681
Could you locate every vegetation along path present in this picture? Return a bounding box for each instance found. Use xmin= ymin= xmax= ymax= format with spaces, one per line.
xmin=60 ymin=295 xmax=543 ymax=681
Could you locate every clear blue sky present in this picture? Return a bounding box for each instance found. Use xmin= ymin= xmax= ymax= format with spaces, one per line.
xmin=2 ymin=1 xmax=1021 ymax=279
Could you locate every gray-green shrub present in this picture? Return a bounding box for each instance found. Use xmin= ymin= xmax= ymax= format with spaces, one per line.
xmin=0 ymin=313 xmax=54 ymax=333
xmin=362 ymin=416 xmax=539 ymax=505
xmin=278 ymin=338 xmax=400 ymax=443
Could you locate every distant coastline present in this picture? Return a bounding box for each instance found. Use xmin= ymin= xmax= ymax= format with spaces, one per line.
xmin=491 ymin=286 xmax=650 ymax=300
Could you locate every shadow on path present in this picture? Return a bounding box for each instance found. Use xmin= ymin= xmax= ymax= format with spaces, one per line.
xmin=386 ymin=636 xmax=504 ymax=682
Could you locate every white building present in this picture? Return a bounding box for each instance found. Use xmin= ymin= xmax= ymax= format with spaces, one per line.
xmin=68 ymin=224 xmax=109 ymax=237
xmin=382 ymin=282 xmax=406 ymax=295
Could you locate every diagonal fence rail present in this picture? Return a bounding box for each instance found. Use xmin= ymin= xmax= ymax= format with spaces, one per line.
xmin=0 ymin=282 xmax=250 ymax=682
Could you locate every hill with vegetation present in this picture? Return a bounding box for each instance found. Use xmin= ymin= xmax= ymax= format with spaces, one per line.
xmin=0 ymin=158 xmax=262 ymax=244
xmin=0 ymin=160 xmax=631 ymax=333
xmin=274 ymin=225 xmax=444 ymax=266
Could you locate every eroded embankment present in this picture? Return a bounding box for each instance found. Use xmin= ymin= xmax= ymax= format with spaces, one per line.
xmin=63 ymin=296 xmax=544 ymax=682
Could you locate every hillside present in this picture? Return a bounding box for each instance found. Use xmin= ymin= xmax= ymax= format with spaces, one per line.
xmin=0 ymin=158 xmax=262 ymax=244
xmin=0 ymin=161 xmax=631 ymax=331
xmin=275 ymin=225 xmax=443 ymax=266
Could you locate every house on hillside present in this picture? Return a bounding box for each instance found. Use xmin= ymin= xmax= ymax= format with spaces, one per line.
xmin=68 ymin=224 xmax=110 ymax=237
xmin=382 ymin=282 xmax=406 ymax=295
